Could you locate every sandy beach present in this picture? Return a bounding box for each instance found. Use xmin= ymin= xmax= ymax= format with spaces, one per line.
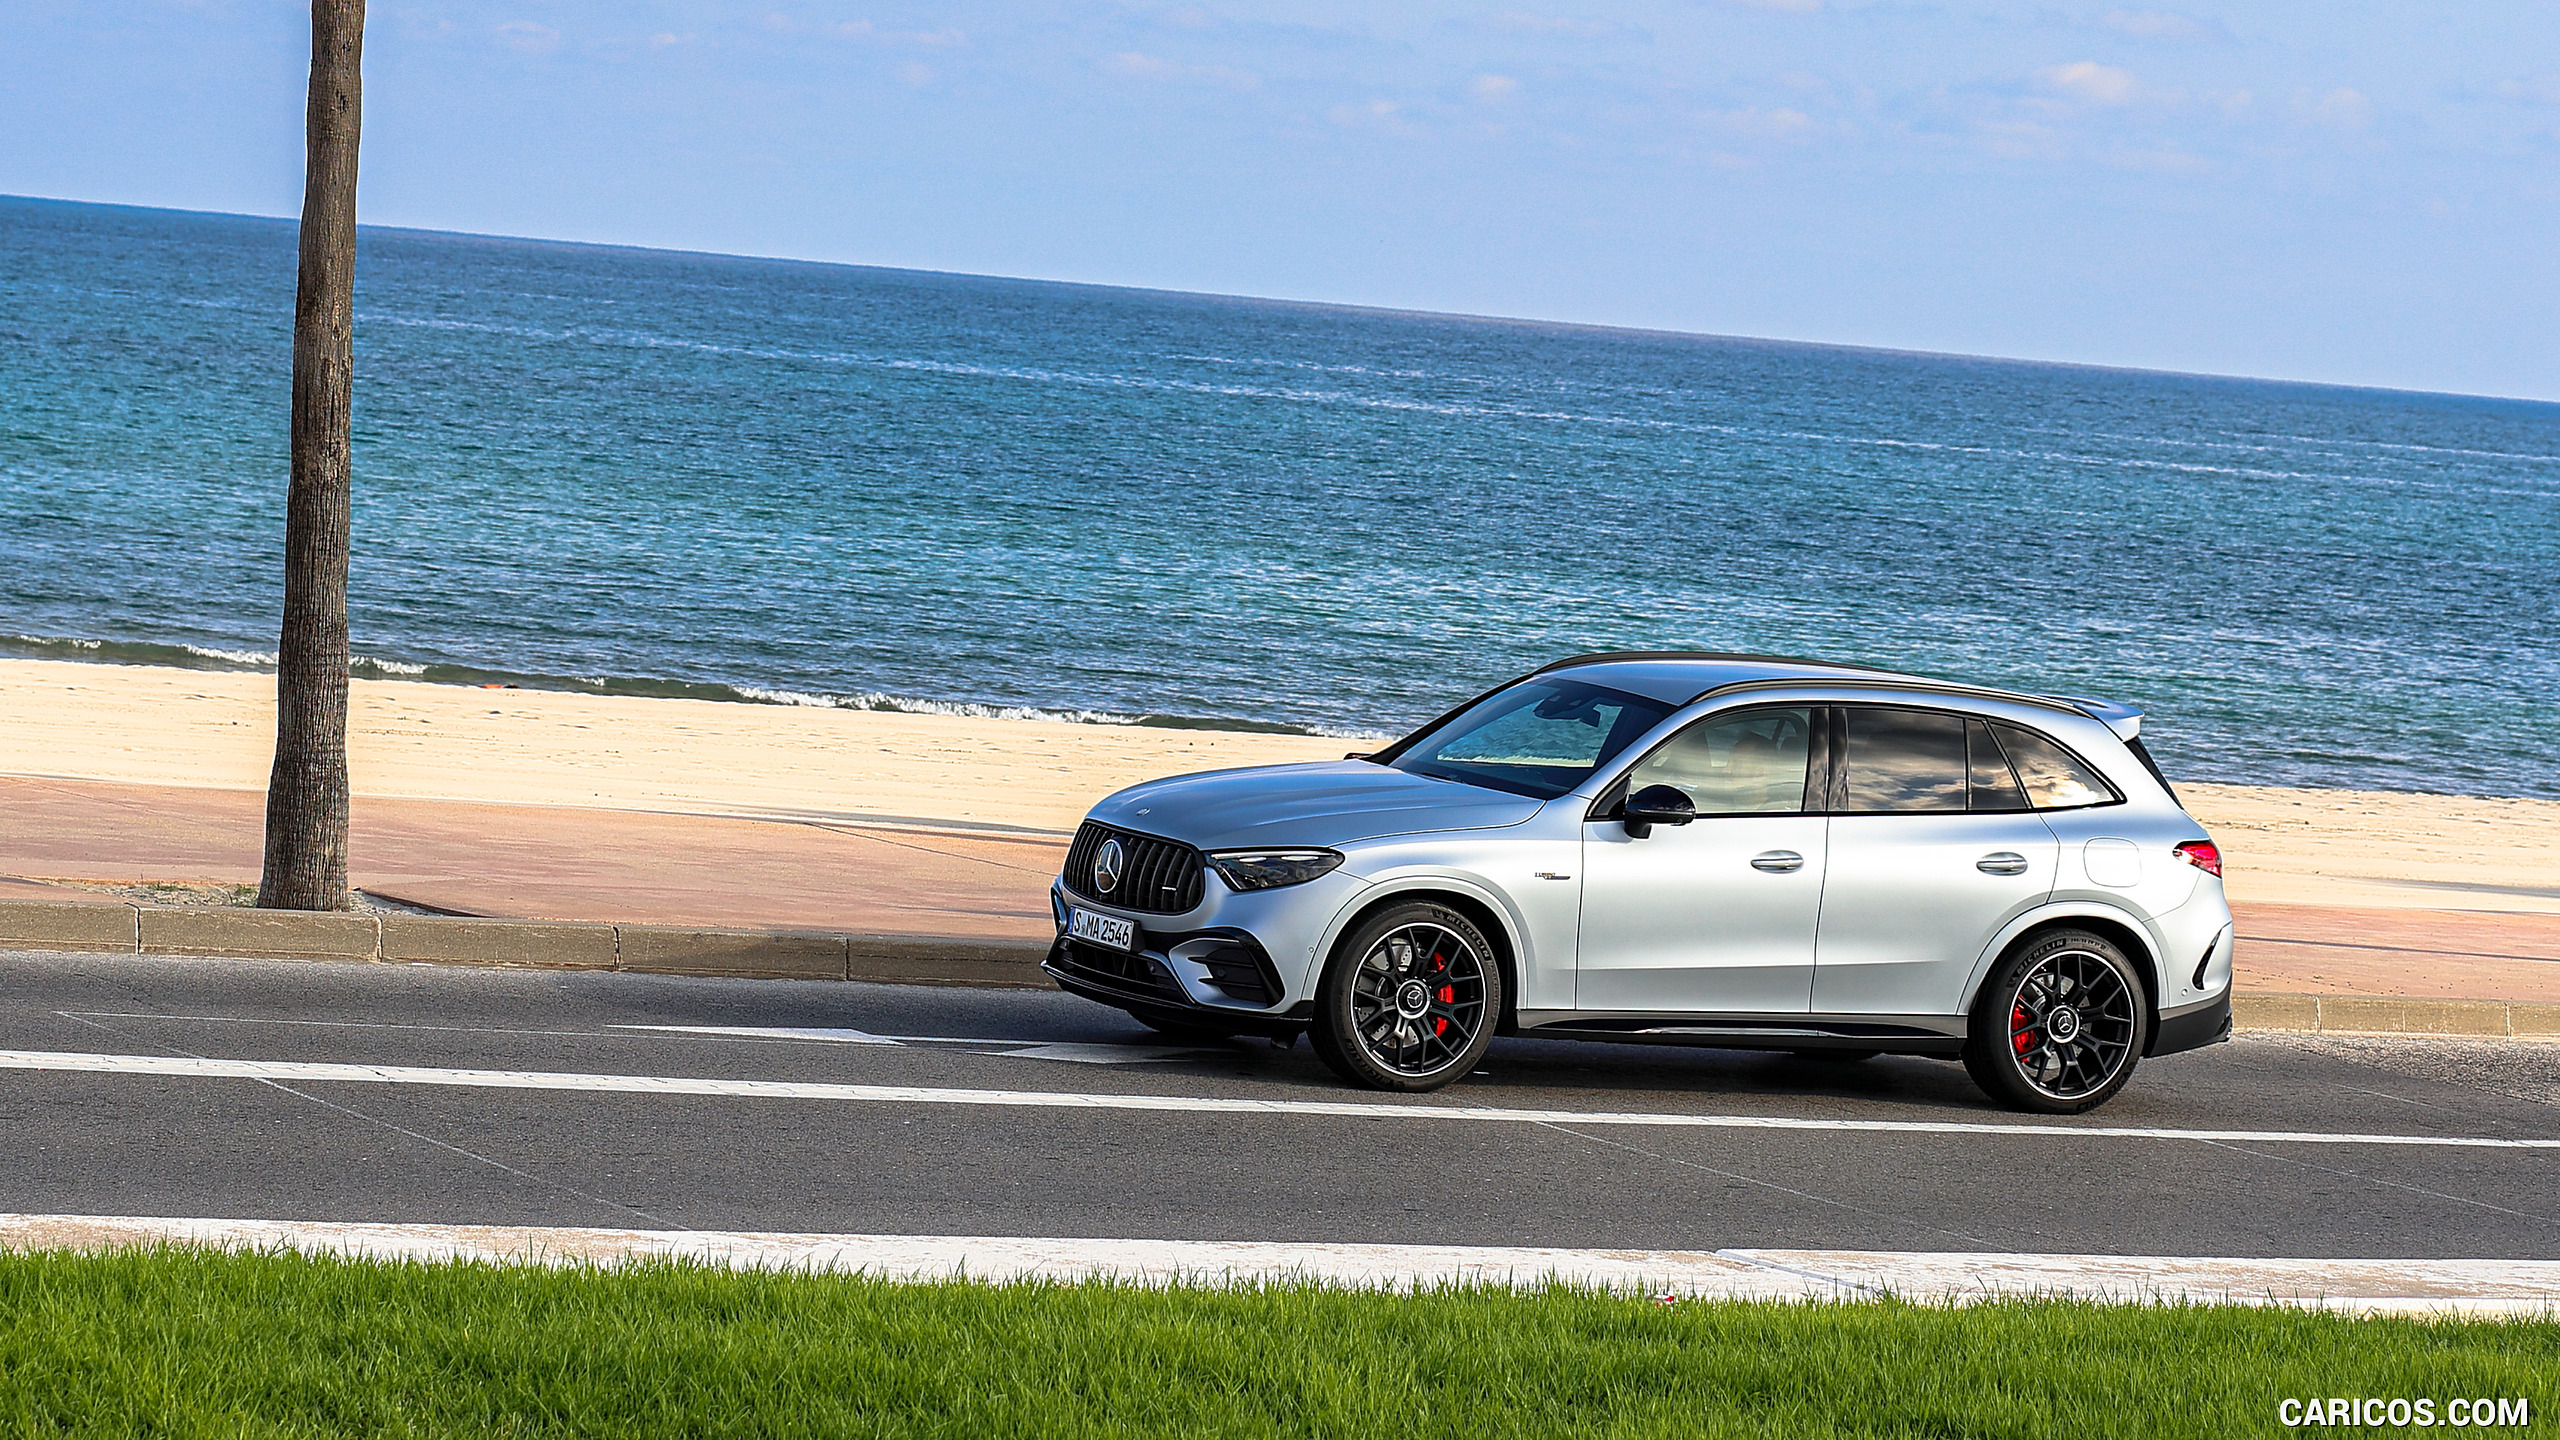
xmin=4 ymin=657 xmax=2557 ymax=1000
xmin=6 ymin=657 xmax=2553 ymax=910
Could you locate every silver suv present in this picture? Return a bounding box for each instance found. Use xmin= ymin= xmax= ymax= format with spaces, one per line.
xmin=1045 ymin=652 xmax=2233 ymax=1113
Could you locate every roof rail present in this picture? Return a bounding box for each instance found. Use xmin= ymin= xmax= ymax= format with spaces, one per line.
xmin=1532 ymin=653 xmax=2108 ymax=726
xmin=1533 ymin=649 xmax=1908 ymax=677
xmin=1686 ymin=674 xmax=2095 ymax=720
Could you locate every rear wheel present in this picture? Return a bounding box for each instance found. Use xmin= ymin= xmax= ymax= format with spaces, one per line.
xmin=1963 ymin=929 xmax=2148 ymax=1114
xmin=1312 ymin=902 xmax=1502 ymax=1093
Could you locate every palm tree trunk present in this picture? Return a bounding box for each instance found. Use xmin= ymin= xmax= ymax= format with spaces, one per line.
xmin=259 ymin=0 xmax=366 ymax=911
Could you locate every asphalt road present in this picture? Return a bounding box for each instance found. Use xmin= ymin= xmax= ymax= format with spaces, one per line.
xmin=5 ymin=949 xmax=2556 ymax=1259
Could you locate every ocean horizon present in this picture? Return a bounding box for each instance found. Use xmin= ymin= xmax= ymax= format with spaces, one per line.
xmin=4 ymin=194 xmax=2556 ymax=798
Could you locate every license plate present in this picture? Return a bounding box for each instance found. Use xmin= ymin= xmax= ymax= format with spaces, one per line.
xmin=1066 ymin=906 xmax=1137 ymax=952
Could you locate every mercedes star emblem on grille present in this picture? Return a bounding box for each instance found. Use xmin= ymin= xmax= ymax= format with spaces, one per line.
xmin=1093 ymin=837 xmax=1125 ymax=894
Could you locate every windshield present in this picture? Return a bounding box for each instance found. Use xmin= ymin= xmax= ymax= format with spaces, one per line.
xmin=1387 ymin=678 xmax=1675 ymax=800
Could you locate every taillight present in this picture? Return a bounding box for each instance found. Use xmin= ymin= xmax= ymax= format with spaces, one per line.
xmin=2174 ymin=840 xmax=2222 ymax=878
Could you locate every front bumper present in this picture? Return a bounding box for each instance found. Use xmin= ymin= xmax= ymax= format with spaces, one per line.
xmin=1045 ymin=868 xmax=1365 ymax=1013
xmin=1043 ymin=935 xmax=1314 ymax=1036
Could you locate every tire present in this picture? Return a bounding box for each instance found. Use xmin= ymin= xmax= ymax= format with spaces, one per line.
xmin=1962 ymin=928 xmax=2149 ymax=1114
xmin=1124 ymin=1006 xmax=1236 ymax=1043
xmin=1311 ymin=901 xmax=1503 ymax=1093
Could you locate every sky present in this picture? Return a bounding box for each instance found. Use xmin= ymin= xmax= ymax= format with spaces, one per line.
xmin=5 ymin=2 xmax=2557 ymax=400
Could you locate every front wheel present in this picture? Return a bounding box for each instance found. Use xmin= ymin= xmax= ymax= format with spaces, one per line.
xmin=1310 ymin=902 xmax=1502 ymax=1093
xmin=1963 ymin=929 xmax=2148 ymax=1114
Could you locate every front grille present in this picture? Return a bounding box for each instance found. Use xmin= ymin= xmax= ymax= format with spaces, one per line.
xmin=1064 ymin=822 xmax=1206 ymax=915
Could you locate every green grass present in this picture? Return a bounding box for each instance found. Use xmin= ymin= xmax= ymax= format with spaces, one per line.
xmin=0 ymin=1248 xmax=2549 ymax=1438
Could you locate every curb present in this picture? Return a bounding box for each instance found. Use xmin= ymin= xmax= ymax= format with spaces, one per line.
xmin=1 ymin=900 xmax=2552 ymax=1032
xmin=2232 ymin=992 xmax=2560 ymax=1041
xmin=0 ymin=899 xmax=1050 ymax=988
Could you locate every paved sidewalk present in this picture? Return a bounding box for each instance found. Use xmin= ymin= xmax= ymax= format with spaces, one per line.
xmin=0 ymin=775 xmax=1056 ymax=938
xmin=5 ymin=775 xmax=2556 ymax=1003
xmin=6 ymin=1217 xmax=2556 ymax=1314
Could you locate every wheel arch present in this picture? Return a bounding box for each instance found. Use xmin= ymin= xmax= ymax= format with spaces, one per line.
xmin=1313 ymin=880 xmax=1525 ymax=1032
xmin=1963 ymin=904 xmax=2164 ymax=1029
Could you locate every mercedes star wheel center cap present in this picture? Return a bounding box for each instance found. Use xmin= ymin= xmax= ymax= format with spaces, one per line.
xmin=1397 ymin=979 xmax=1431 ymax=1018
xmin=2048 ymin=1006 xmax=2082 ymax=1043
xmin=1093 ymin=838 xmax=1124 ymax=894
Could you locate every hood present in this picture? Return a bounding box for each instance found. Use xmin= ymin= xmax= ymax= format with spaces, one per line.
xmin=1085 ymin=760 xmax=1546 ymax=850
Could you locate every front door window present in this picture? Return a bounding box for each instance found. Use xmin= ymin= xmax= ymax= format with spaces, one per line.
xmin=1620 ymin=706 xmax=1817 ymax=815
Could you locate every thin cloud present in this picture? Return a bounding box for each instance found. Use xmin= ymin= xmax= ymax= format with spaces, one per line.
xmin=1103 ymin=52 xmax=1260 ymax=90
xmin=498 ymin=20 xmax=560 ymax=54
xmin=2099 ymin=10 xmax=2208 ymax=41
xmin=2304 ymin=87 xmax=2372 ymax=128
xmin=2107 ymin=144 xmax=2212 ymax=173
xmin=1699 ymin=106 xmax=1816 ymax=138
xmin=1490 ymin=13 xmax=1623 ymax=37
xmin=1328 ymin=98 xmax=1416 ymax=137
xmin=1472 ymin=74 xmax=1519 ymax=102
xmin=2041 ymin=61 xmax=2139 ymax=106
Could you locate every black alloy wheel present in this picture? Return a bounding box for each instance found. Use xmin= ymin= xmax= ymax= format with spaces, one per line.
xmin=1963 ymin=928 xmax=2148 ymax=1114
xmin=1312 ymin=901 xmax=1502 ymax=1093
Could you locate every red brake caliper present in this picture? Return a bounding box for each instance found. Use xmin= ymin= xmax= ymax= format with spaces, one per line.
xmin=1431 ymin=947 xmax=1454 ymax=1037
xmin=2011 ymin=1002 xmax=2035 ymax=1056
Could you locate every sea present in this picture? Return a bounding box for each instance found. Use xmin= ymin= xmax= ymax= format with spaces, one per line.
xmin=4 ymin=194 xmax=2556 ymax=799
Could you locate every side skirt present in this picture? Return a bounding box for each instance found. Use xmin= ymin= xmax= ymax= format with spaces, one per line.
xmin=1513 ymin=1010 xmax=1966 ymax=1056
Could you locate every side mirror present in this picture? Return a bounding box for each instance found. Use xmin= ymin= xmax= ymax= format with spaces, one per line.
xmin=1622 ymin=784 xmax=1696 ymax=838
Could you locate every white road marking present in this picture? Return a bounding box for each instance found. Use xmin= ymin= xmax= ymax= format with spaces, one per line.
xmin=878 ymin=1034 xmax=1108 ymax=1046
xmin=60 ymin=1012 xmax=1161 ymax=1052
xmin=69 ymin=1012 xmax=1084 ymax=1051
xmin=61 ymin=1011 xmax=602 ymax=1039
xmin=3 ymin=1215 xmax=2552 ymax=1314
xmin=5 ymin=1047 xmax=2558 ymax=1150
xmin=998 ymin=1043 xmax=1218 ymax=1065
xmin=609 ymin=1025 xmax=899 ymax=1045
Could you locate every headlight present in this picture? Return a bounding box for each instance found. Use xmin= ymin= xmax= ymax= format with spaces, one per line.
xmin=1206 ymin=848 xmax=1344 ymax=892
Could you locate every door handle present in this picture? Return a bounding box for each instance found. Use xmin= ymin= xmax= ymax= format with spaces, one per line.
xmin=1977 ymin=852 xmax=2030 ymax=876
xmin=1750 ymin=850 xmax=1805 ymax=873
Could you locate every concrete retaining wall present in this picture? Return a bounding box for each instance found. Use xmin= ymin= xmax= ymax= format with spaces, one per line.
xmin=2 ymin=900 xmax=2553 ymax=1035
xmin=0 ymin=899 xmax=1049 ymax=987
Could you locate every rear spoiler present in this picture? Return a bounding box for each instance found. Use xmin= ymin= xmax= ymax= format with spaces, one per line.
xmin=2052 ymin=695 xmax=2143 ymax=741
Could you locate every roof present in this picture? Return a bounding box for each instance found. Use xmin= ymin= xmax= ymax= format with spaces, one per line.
xmin=1531 ymin=651 xmax=2142 ymax=738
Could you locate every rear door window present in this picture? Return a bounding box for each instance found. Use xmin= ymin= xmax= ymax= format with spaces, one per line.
xmin=1837 ymin=708 xmax=1968 ymax=813
xmin=1967 ymin=719 xmax=2029 ymax=811
xmin=1987 ymin=723 xmax=2120 ymax=810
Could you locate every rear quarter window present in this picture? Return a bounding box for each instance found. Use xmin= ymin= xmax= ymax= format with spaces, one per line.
xmin=1988 ymin=723 xmax=2121 ymax=811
